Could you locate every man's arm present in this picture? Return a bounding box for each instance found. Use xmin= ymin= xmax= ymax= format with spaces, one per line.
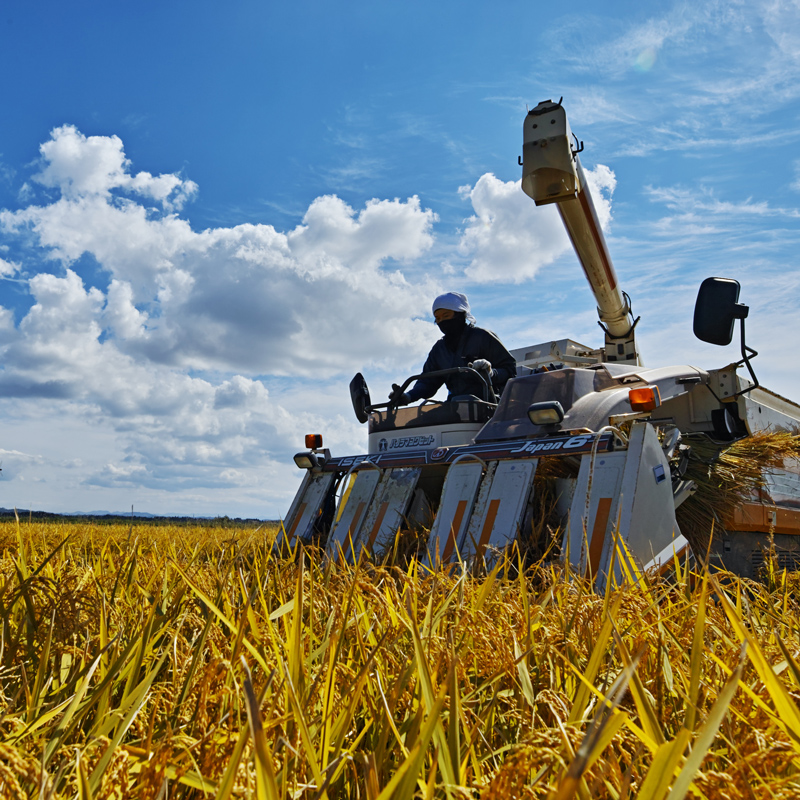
xmin=405 ymin=344 xmax=446 ymax=402
xmin=476 ymin=329 xmax=517 ymax=387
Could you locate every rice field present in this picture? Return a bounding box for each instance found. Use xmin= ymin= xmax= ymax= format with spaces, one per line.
xmin=2 ymin=518 xmax=800 ymax=799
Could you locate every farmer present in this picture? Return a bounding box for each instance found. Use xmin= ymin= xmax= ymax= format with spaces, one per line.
xmin=389 ymin=292 xmax=517 ymax=406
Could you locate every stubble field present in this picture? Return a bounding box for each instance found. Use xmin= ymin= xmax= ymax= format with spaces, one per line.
xmin=1 ymin=518 xmax=800 ymax=799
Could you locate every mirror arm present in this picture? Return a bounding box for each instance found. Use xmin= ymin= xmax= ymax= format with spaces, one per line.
xmin=732 ymin=316 xmax=759 ymax=397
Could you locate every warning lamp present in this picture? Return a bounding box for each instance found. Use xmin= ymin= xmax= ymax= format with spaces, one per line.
xmin=305 ymin=434 xmax=323 ymax=449
xmin=628 ymin=386 xmax=661 ymax=412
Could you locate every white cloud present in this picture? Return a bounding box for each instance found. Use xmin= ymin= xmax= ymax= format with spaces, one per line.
xmin=104 ymin=279 xmax=149 ymax=340
xmin=457 ymin=174 xmax=567 ymax=282
xmin=0 ymin=307 xmax=15 ymax=345
xmin=288 ymin=193 xmax=436 ymax=272
xmin=457 ymin=166 xmax=614 ymax=283
xmin=547 ymin=6 xmax=695 ymax=78
xmin=559 ymin=1 xmax=799 ymax=91
xmin=0 ymin=255 xmax=19 ymax=277
xmin=33 ymin=124 xmax=198 ymax=209
xmin=645 ymin=184 xmax=800 ymax=219
xmin=762 ymin=0 xmax=800 ymax=62
xmin=539 ymin=1 xmax=800 ymax=166
xmin=0 ymin=125 xmax=442 ymax=380
xmin=0 ymin=125 xmax=453 ymax=515
xmin=0 ymin=194 xmax=196 ymax=292
xmin=584 ymin=165 xmax=616 ymax=228
xmin=604 ymin=12 xmax=695 ymax=75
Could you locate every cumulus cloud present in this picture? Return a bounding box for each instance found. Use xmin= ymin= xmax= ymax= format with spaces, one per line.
xmin=0 ymin=125 xmax=442 ymax=380
xmin=0 ymin=125 xmax=468 ymax=513
xmin=0 ymin=265 xmax=355 ymax=470
xmin=33 ymin=125 xmax=198 ymax=209
xmin=457 ymin=166 xmax=615 ymax=283
xmin=288 ymin=193 xmax=436 ymax=270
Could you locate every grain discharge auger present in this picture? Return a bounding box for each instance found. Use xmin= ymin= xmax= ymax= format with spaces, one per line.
xmin=279 ymin=99 xmax=800 ymax=587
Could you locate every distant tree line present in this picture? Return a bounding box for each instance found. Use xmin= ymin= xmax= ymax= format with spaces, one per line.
xmin=0 ymin=508 xmax=271 ymax=528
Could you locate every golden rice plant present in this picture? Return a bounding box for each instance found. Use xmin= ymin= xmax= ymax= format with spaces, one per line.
xmin=2 ymin=517 xmax=800 ymax=798
xmin=678 ymin=429 xmax=800 ymax=553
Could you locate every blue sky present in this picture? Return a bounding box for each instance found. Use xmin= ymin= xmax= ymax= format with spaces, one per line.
xmin=1 ymin=0 xmax=799 ymax=517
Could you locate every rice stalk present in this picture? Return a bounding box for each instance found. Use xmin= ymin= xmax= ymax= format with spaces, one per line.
xmin=678 ymin=430 xmax=800 ymax=553
xmin=2 ymin=520 xmax=800 ymax=797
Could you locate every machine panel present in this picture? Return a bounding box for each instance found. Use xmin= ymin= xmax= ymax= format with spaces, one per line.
xmin=460 ymin=460 xmax=538 ymax=565
xmin=326 ymin=468 xmax=382 ymax=558
xmin=427 ymin=460 xmax=488 ymax=566
xmin=355 ymin=467 xmax=422 ymax=560
xmin=280 ymin=471 xmax=336 ymax=547
xmin=563 ymin=452 xmax=626 ymax=578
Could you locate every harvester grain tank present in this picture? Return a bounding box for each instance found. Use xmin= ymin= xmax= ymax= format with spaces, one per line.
xmin=280 ymin=99 xmax=800 ymax=586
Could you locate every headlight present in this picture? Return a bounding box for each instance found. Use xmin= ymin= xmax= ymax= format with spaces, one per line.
xmin=293 ymin=452 xmax=319 ymax=470
xmin=527 ymin=400 xmax=565 ymax=426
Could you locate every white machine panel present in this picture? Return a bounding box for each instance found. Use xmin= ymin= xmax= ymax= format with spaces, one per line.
xmin=279 ymin=471 xmax=336 ymax=548
xmin=564 ymin=422 xmax=684 ymax=592
xmin=326 ymin=468 xmax=382 ymax=558
xmin=352 ymin=468 xmax=422 ymax=561
xmin=598 ymin=422 xmax=682 ymax=588
xmin=563 ymin=451 xmax=626 ymax=577
xmin=427 ymin=460 xmax=487 ymax=566
xmin=368 ymin=423 xmax=484 ymax=455
xmin=642 ymin=534 xmax=690 ymax=575
xmin=460 ymin=460 xmax=538 ymax=566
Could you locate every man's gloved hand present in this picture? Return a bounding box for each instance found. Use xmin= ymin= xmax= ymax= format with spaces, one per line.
xmin=389 ymin=384 xmax=411 ymax=406
xmin=471 ymin=359 xmax=494 ymax=377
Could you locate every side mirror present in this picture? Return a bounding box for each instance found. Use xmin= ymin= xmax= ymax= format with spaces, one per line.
xmin=349 ymin=373 xmax=372 ymax=424
xmin=693 ymin=277 xmax=749 ymax=346
xmin=693 ymin=276 xmax=759 ymax=398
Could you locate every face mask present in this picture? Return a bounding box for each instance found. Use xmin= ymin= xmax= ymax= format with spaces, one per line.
xmin=437 ymin=315 xmax=466 ymax=339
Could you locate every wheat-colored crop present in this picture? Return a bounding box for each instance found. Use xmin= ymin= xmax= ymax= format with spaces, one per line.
xmin=2 ymin=518 xmax=800 ymax=798
xmin=677 ymin=430 xmax=800 ymax=553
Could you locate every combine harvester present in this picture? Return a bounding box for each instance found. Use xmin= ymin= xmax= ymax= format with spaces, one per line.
xmin=280 ymin=99 xmax=800 ymax=587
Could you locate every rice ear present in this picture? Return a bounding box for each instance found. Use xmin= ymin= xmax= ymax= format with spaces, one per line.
xmin=677 ymin=430 xmax=800 ymax=555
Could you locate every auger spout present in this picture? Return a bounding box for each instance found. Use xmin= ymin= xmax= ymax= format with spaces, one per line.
xmin=521 ymin=99 xmax=640 ymax=364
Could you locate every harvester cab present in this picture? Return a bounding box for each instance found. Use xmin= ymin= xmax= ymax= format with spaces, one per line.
xmin=279 ymin=98 xmax=800 ymax=587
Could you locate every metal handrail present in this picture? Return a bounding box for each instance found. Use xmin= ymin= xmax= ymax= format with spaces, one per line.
xmin=370 ymin=366 xmax=496 ymax=411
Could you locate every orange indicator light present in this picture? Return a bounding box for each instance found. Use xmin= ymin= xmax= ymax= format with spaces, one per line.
xmin=628 ymin=386 xmax=661 ymax=412
xmin=305 ymin=434 xmax=323 ymax=449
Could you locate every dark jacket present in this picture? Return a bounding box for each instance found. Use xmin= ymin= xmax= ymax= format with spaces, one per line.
xmin=406 ymin=325 xmax=517 ymax=402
